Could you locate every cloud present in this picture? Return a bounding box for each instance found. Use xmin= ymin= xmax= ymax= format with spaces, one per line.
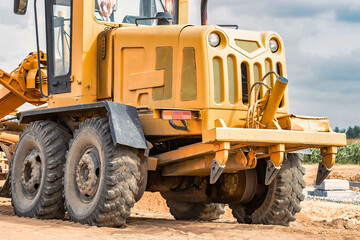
xmin=336 ymin=8 xmax=360 ymax=23
xmin=0 ymin=1 xmax=46 ymax=72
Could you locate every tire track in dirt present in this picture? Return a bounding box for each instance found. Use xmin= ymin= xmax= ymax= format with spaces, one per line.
xmin=1 ymin=196 xmax=360 ymax=240
xmin=1 ymin=164 xmax=360 ymax=239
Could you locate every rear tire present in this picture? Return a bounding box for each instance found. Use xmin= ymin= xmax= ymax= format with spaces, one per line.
xmin=11 ymin=121 xmax=69 ymax=219
xmin=64 ymin=117 xmax=141 ymax=227
xmin=167 ymin=201 xmax=225 ymax=221
xmin=230 ymin=153 xmax=306 ymax=226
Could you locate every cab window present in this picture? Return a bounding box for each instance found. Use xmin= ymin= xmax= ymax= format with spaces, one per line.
xmin=94 ymin=0 xmax=178 ymax=25
xmin=45 ymin=0 xmax=72 ymax=94
xmin=52 ymin=1 xmax=71 ymax=76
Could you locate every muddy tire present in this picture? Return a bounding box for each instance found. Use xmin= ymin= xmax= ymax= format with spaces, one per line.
xmin=230 ymin=153 xmax=306 ymax=226
xmin=64 ymin=117 xmax=140 ymax=227
xmin=167 ymin=201 xmax=225 ymax=221
xmin=11 ymin=121 xmax=70 ymax=219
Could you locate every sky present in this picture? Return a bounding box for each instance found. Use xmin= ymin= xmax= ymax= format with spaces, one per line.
xmin=0 ymin=0 xmax=359 ymax=129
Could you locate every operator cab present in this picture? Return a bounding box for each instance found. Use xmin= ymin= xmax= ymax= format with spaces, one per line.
xmin=94 ymin=0 xmax=179 ymax=25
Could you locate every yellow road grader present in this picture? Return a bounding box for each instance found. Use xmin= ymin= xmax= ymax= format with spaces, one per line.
xmin=0 ymin=0 xmax=346 ymax=226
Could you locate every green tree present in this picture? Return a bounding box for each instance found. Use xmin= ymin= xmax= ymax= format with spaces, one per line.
xmin=354 ymin=125 xmax=360 ymax=138
xmin=303 ymin=143 xmax=360 ymax=164
xmin=346 ymin=126 xmax=355 ymax=139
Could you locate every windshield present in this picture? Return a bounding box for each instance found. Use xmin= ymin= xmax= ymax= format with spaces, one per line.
xmin=95 ymin=0 xmax=178 ymax=25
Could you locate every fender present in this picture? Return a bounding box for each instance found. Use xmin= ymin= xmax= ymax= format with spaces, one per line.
xmin=18 ymin=101 xmax=148 ymax=150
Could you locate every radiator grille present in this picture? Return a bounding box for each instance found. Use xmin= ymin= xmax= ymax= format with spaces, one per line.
xmin=212 ymin=55 xmax=284 ymax=108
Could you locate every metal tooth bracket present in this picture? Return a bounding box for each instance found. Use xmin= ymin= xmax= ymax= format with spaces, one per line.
xmin=315 ymin=161 xmax=332 ymax=186
xmin=265 ymin=160 xmax=281 ymax=185
xmin=210 ymin=159 xmax=225 ymax=184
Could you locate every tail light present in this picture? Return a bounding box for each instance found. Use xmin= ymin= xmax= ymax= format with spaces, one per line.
xmin=162 ymin=110 xmax=192 ymax=120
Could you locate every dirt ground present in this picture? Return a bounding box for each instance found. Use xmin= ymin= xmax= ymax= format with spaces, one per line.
xmin=304 ymin=164 xmax=360 ymax=186
xmin=1 ymin=164 xmax=360 ymax=240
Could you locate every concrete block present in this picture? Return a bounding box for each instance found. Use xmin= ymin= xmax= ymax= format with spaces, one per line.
xmin=314 ymin=179 xmax=350 ymax=190
xmin=303 ymin=187 xmax=315 ymax=196
xmin=324 ymin=190 xmax=356 ymax=199
xmin=313 ymin=189 xmax=356 ymax=199
xmin=314 ymin=189 xmax=325 ymax=197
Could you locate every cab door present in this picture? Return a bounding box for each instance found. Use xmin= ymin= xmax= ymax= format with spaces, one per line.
xmin=45 ymin=0 xmax=73 ymax=94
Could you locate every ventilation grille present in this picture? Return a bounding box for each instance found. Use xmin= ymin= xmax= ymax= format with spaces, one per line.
xmin=235 ymin=40 xmax=260 ymax=53
xmin=212 ymin=56 xmax=284 ymax=107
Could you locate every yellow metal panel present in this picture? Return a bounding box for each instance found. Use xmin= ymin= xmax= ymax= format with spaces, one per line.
xmin=175 ymin=25 xmax=211 ymax=109
xmin=128 ymin=70 xmax=165 ymax=91
xmin=227 ymin=55 xmax=237 ymax=105
xmin=264 ymin=58 xmax=273 ymax=87
xmin=212 ymin=57 xmax=223 ymax=104
xmin=253 ymin=63 xmax=261 ymax=102
xmin=181 ymin=47 xmax=197 ymax=101
xmin=277 ymin=115 xmax=330 ymax=132
xmin=156 ymin=142 xmax=214 ymax=166
xmin=137 ymin=92 xmax=149 ymax=108
xmin=162 ymin=155 xmax=212 ymax=176
xmin=162 ymin=152 xmax=255 ymax=176
xmin=97 ymin=30 xmax=114 ymax=99
xmin=139 ymin=113 xmax=202 ymax=136
xmin=0 ymin=86 xmax=25 ymax=119
xmin=26 ymin=69 xmax=37 ymax=89
xmin=207 ymin=29 xmax=289 ymax=114
xmin=235 ymin=40 xmax=260 ymax=53
xmin=113 ymin=24 xmax=208 ymax=110
xmin=201 ymin=109 xmax=247 ymax=131
xmin=121 ymin=47 xmax=146 ymax=106
xmin=178 ymin=0 xmax=189 ymax=24
xmin=153 ymin=47 xmax=173 ymax=101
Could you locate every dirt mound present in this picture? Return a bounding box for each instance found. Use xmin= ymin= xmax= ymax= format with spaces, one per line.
xmin=350 ymin=174 xmax=360 ymax=182
xmin=134 ymin=192 xmax=169 ymax=213
xmin=304 ymin=164 xmax=360 ymax=186
xmin=329 ymin=172 xmax=360 ymax=182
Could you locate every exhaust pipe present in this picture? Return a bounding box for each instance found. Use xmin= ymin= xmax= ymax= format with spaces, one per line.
xmin=201 ymin=0 xmax=208 ymax=25
xmin=260 ymin=77 xmax=288 ymax=127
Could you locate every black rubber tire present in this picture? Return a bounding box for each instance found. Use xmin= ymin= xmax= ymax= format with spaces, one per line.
xmin=11 ymin=121 xmax=70 ymax=219
xmin=64 ymin=117 xmax=141 ymax=227
xmin=230 ymin=153 xmax=306 ymax=226
xmin=167 ymin=201 xmax=226 ymax=221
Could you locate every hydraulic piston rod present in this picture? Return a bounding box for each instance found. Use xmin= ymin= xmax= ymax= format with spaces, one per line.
xmin=260 ymin=77 xmax=288 ymax=127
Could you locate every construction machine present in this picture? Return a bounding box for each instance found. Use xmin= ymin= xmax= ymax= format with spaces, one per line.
xmin=0 ymin=0 xmax=346 ymax=226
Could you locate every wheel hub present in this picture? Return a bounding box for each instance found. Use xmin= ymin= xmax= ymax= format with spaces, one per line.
xmin=21 ymin=151 xmax=42 ymax=196
xmin=76 ymin=150 xmax=100 ymax=199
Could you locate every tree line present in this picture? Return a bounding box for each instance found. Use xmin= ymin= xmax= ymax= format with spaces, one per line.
xmin=303 ymin=142 xmax=360 ymax=165
xmin=334 ymin=125 xmax=360 ymax=139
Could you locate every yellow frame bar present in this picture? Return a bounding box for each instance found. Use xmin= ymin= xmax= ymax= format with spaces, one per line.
xmin=203 ymin=128 xmax=347 ymax=147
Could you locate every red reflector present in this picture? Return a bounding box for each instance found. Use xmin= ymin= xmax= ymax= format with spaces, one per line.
xmin=162 ymin=110 xmax=192 ymax=120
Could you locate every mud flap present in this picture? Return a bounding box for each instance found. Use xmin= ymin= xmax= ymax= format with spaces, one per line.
xmin=105 ymin=102 xmax=148 ymax=149
xmin=18 ymin=101 xmax=149 ymax=150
